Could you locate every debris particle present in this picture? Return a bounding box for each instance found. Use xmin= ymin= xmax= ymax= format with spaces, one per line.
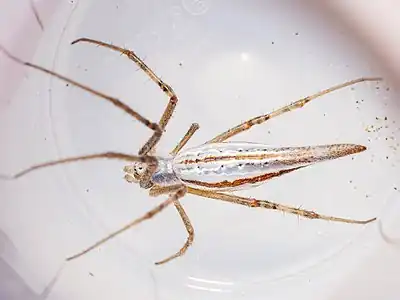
xmin=365 ymin=124 xmax=383 ymax=133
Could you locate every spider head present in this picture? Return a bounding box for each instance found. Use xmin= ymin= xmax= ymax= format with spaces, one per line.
xmin=123 ymin=162 xmax=148 ymax=184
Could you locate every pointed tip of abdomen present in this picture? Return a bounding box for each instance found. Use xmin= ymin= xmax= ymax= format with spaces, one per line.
xmin=349 ymin=145 xmax=367 ymax=154
xmin=328 ymin=143 xmax=367 ymax=158
xmin=307 ymin=143 xmax=367 ymax=162
xmin=351 ymin=144 xmax=367 ymax=154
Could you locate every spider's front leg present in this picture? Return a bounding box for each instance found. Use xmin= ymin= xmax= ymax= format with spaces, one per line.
xmin=71 ymin=38 xmax=179 ymax=154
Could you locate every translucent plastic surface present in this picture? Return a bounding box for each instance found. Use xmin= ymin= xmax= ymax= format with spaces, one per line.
xmin=1 ymin=1 xmax=399 ymax=299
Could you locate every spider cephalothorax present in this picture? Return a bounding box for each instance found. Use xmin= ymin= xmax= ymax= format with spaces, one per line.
xmin=124 ymin=162 xmax=147 ymax=184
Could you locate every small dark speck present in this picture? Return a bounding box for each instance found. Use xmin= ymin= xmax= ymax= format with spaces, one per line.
xmin=89 ymin=272 xmax=94 ymax=277
xmin=86 ymin=189 xmax=89 ymax=193
xmin=66 ymin=83 xmax=69 ymax=87
xmin=351 ymin=157 xmax=355 ymax=160
xmin=394 ymin=187 xmax=398 ymax=191
xmin=365 ymin=194 xmax=369 ymax=198
xmin=386 ymin=87 xmax=390 ymax=91
xmin=44 ymin=137 xmax=47 ymax=141
xmin=179 ymin=62 xmax=183 ymax=67
xmin=386 ymin=156 xmax=389 ymax=160
xmin=349 ymin=180 xmax=353 ymax=183
xmin=375 ymin=86 xmax=380 ymax=90
xmin=356 ymin=100 xmax=359 ymax=104
xmin=384 ymin=116 xmax=388 ymax=121
xmin=271 ymin=41 xmax=275 ymax=45
xmin=268 ymin=130 xmax=271 ymax=134
xmin=84 ymin=68 xmax=88 ymax=72
xmin=294 ymin=32 xmax=299 ymax=36
xmin=350 ymin=87 xmax=355 ymax=91
xmin=323 ymin=113 xmax=326 ymax=117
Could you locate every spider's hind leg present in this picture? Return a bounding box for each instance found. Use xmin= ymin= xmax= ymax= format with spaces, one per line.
xmin=207 ymin=77 xmax=382 ymax=143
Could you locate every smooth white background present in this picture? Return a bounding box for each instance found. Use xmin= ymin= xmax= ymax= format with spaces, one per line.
xmin=0 ymin=1 xmax=399 ymax=299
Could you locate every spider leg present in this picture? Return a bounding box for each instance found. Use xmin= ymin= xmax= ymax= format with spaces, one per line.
xmin=71 ymin=38 xmax=179 ymax=150
xmin=0 ymin=152 xmax=158 ymax=179
xmin=148 ymin=185 xmax=195 ymax=265
xmin=170 ymin=123 xmax=200 ymax=155
xmin=187 ymin=187 xmax=376 ymax=224
xmin=66 ymin=185 xmax=187 ymax=262
xmin=0 ymin=45 xmax=162 ymax=156
xmin=206 ymin=77 xmax=382 ymax=143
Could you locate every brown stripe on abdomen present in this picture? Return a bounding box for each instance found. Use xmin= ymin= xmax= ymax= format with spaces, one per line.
xmin=178 ymin=153 xmax=282 ymax=165
xmin=181 ymin=167 xmax=303 ymax=189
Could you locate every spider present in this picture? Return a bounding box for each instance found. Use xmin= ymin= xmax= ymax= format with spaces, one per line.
xmin=0 ymin=38 xmax=380 ymax=265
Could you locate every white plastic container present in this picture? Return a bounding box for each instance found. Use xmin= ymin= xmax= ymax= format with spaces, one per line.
xmin=1 ymin=1 xmax=399 ymax=299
